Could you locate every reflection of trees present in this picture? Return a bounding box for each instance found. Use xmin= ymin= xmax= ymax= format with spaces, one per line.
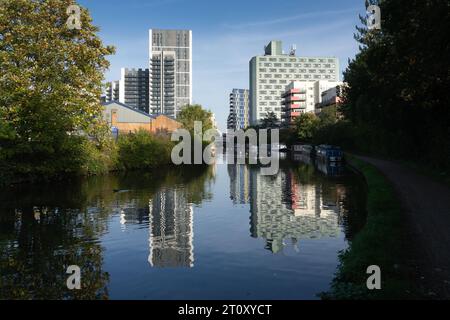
xmin=0 ymin=165 xmax=214 ymax=299
xmin=0 ymin=206 xmax=109 ymax=299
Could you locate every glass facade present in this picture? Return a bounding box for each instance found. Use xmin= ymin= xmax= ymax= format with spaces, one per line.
xmin=150 ymin=29 xmax=192 ymax=118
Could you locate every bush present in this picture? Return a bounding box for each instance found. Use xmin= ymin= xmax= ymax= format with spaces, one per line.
xmin=117 ymin=130 xmax=174 ymax=170
xmin=0 ymin=132 xmax=118 ymax=185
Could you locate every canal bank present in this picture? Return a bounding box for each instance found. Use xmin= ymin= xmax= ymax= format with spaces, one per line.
xmin=321 ymin=155 xmax=428 ymax=299
xmin=351 ymin=155 xmax=450 ymax=299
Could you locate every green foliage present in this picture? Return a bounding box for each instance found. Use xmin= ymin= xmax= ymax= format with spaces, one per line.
xmin=261 ymin=112 xmax=279 ymax=129
xmin=293 ymin=112 xmax=320 ymax=142
xmin=177 ymin=104 xmax=213 ymax=134
xmin=0 ymin=0 xmax=115 ymax=183
xmin=117 ymin=130 xmax=174 ymax=170
xmin=321 ymin=156 xmax=422 ymax=300
xmin=341 ymin=0 xmax=450 ymax=169
xmin=318 ymin=106 xmax=338 ymax=127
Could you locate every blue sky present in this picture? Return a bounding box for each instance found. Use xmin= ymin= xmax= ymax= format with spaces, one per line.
xmin=79 ymin=0 xmax=365 ymax=130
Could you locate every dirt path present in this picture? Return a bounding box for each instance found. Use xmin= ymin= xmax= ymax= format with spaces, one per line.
xmin=355 ymin=155 xmax=450 ymax=298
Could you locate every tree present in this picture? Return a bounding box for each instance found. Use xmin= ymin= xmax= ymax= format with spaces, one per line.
xmin=261 ymin=112 xmax=279 ymax=129
xmin=0 ymin=0 xmax=115 ymax=178
xmin=177 ymin=104 xmax=213 ymax=134
xmin=318 ymin=106 xmax=338 ymax=127
xmin=341 ymin=0 xmax=449 ymax=167
xmin=294 ymin=113 xmax=320 ymax=142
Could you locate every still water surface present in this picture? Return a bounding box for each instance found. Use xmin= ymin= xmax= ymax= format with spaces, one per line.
xmin=0 ymin=155 xmax=366 ymax=299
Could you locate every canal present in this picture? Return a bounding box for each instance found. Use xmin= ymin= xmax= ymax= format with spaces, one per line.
xmin=0 ymin=154 xmax=367 ymax=299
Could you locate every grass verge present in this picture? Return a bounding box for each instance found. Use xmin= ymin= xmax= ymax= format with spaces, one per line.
xmin=321 ymin=155 xmax=423 ymax=299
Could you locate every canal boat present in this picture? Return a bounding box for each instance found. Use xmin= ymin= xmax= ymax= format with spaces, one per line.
xmin=292 ymin=144 xmax=314 ymax=156
xmin=315 ymin=145 xmax=344 ymax=162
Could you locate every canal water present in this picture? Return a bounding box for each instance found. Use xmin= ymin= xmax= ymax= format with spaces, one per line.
xmin=0 ymin=154 xmax=366 ymax=300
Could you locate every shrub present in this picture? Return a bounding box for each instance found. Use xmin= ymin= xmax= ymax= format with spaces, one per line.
xmin=117 ymin=130 xmax=174 ymax=170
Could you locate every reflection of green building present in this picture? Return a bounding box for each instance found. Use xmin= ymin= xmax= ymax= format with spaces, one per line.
xmin=148 ymin=188 xmax=194 ymax=268
xmin=249 ymin=168 xmax=342 ymax=253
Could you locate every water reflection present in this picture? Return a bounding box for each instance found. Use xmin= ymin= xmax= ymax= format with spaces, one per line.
xmin=0 ymin=156 xmax=366 ymax=299
xmin=0 ymin=166 xmax=214 ymax=299
xmin=148 ymin=189 xmax=194 ymax=268
xmin=248 ymin=166 xmax=345 ymax=253
xmin=227 ymin=164 xmax=250 ymax=204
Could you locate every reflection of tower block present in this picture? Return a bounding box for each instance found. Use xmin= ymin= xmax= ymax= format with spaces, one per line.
xmin=265 ymin=238 xmax=284 ymax=254
xmin=148 ymin=189 xmax=194 ymax=268
xmin=250 ymin=167 xmax=342 ymax=254
xmin=289 ymin=172 xmax=317 ymax=217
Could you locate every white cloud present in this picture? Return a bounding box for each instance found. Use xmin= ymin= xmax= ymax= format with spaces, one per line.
xmin=222 ymin=7 xmax=360 ymax=30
